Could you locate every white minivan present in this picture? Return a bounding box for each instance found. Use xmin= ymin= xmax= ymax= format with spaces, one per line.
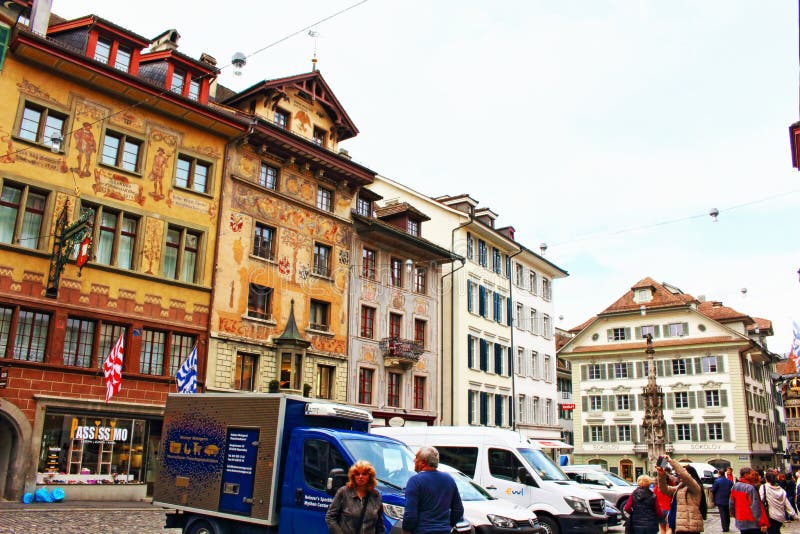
xmin=373 ymin=426 xmax=608 ymax=534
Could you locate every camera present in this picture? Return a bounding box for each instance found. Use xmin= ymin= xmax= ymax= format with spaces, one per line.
xmin=656 ymin=456 xmax=669 ymax=469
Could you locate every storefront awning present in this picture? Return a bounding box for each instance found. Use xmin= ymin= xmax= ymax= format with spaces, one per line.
xmin=533 ymin=439 xmax=573 ymax=449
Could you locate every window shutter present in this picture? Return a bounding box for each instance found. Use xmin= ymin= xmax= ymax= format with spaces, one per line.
xmin=507 ymin=347 xmax=513 ymax=377
xmin=656 ymin=360 xmax=664 ymax=377
xmin=624 ymin=327 xmax=631 ymax=340
xmin=666 ymin=393 xmax=674 ymax=410
xmin=479 ymin=286 xmax=487 ymax=317
xmin=682 ymin=322 xmax=689 ymax=335
xmin=603 ymin=426 xmax=610 ymax=442
xmin=697 ymin=391 xmax=706 ymax=408
xmin=508 ymin=396 xmax=514 ymax=427
xmin=0 ymin=25 xmax=9 ymax=71
xmin=467 ymin=335 xmax=474 ymax=368
xmin=720 ymin=389 xmax=728 ymax=407
xmin=653 ymin=325 xmax=661 ymax=338
xmin=582 ymin=396 xmax=589 ymax=411
xmin=686 ymin=360 xmax=694 ymax=375
xmin=634 ymin=326 xmax=642 ymax=339
xmin=638 ymin=394 xmax=645 ymax=410
xmin=607 ymin=329 xmax=614 ymax=341
xmin=689 ymin=391 xmax=697 ymax=409
xmin=606 ymin=363 xmax=614 ymax=379
xmin=665 ymin=361 xmax=673 ymax=376
xmin=717 ymin=356 xmax=725 ymax=373
xmin=468 ymin=391 xmax=474 ymax=424
xmin=480 ymin=339 xmax=488 ymax=371
xmin=507 ymin=298 xmax=512 ymax=326
xmin=583 ymin=426 xmax=590 ymax=442
xmin=633 ymin=425 xmax=640 ymax=443
xmin=480 ymin=392 xmax=488 ymax=425
xmin=600 ymin=365 xmax=607 ymax=380
xmin=467 ymin=280 xmax=473 ymax=312
xmin=694 ymin=358 xmax=702 ymax=374
xmin=607 ymin=395 xmax=615 ymax=412
xmin=668 ymin=425 xmax=676 ymax=442
xmin=582 ymin=364 xmax=588 ymax=381
xmin=626 ymin=362 xmax=633 ymax=378
xmin=630 ymin=394 xmax=637 ymax=411
xmin=723 ymin=423 xmax=731 ymax=441
xmin=609 ymin=426 xmax=617 ymax=442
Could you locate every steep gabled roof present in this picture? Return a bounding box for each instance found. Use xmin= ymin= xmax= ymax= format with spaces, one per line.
xmin=698 ymin=300 xmax=755 ymax=327
xmin=601 ymin=277 xmax=697 ymax=315
xmin=375 ymin=201 xmax=430 ymax=222
xmin=222 ymin=70 xmax=358 ymax=141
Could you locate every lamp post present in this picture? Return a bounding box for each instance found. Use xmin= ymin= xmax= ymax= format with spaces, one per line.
xmin=45 ymin=201 xmax=93 ymax=298
xmin=641 ymin=334 xmax=667 ymax=472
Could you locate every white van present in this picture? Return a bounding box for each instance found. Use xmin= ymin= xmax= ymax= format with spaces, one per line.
xmin=372 ymin=426 xmax=608 ymax=534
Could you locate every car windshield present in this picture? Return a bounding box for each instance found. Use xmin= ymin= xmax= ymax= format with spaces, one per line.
xmin=516 ymin=448 xmax=569 ymax=481
xmin=445 ymin=470 xmax=494 ymax=502
xmin=605 ymin=472 xmax=632 ymax=486
xmin=341 ymin=438 xmax=417 ymax=489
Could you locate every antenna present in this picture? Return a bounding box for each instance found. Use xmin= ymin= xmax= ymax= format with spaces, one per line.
xmin=308 ymin=30 xmax=321 ymax=71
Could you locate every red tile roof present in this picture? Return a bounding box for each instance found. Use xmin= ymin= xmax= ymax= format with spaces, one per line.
xmin=601 ymin=277 xmax=696 ymax=315
xmin=567 ymin=335 xmax=746 ymax=353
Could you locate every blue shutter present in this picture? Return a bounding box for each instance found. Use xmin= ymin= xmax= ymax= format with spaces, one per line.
xmin=508 ymin=396 xmax=514 ymax=426
xmin=479 ymin=286 xmax=487 ymax=317
xmin=494 ymin=343 xmax=503 ymax=374
xmin=495 ymin=395 xmax=503 ymax=426
xmin=467 ymin=335 xmax=474 ymax=368
xmin=480 ymin=339 xmax=488 ymax=371
xmin=507 ymin=298 xmax=512 ymax=326
xmin=507 ymin=347 xmax=513 ymax=377
xmin=467 ymin=280 xmax=473 ymax=312
xmin=493 ymin=292 xmax=500 ymax=322
xmin=466 ymin=233 xmax=473 ymax=259
xmin=480 ymin=392 xmax=488 ymax=425
xmin=468 ymin=390 xmax=475 ymax=424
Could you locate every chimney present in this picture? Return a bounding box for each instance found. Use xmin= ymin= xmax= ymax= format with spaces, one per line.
xmin=151 ymin=29 xmax=181 ymax=52
xmin=30 ymin=0 xmax=53 ymax=36
xmin=200 ymin=53 xmax=218 ymax=98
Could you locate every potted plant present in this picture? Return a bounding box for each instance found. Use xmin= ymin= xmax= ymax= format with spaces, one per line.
xmin=303 ymin=383 xmax=312 ymax=397
xmin=268 ymin=380 xmax=280 ymax=393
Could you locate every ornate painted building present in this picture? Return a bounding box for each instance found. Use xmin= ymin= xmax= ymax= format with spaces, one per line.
xmin=0 ymin=3 xmax=243 ymax=500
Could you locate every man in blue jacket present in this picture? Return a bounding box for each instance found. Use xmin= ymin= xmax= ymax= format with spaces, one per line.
xmin=403 ymin=446 xmax=464 ymax=534
xmin=711 ymin=468 xmax=734 ymax=532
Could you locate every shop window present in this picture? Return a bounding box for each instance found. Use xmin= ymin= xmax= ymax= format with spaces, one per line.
xmin=0 ymin=182 xmax=47 ymax=249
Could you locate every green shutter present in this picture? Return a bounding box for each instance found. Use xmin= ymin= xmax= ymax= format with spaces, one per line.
xmin=583 ymin=426 xmax=590 ymax=442
xmin=697 ymin=391 xmax=705 ymax=408
xmin=666 ymin=393 xmax=674 ymax=410
xmin=723 ymin=423 xmax=731 ymax=441
xmin=0 ymin=25 xmax=9 ymax=71
xmin=694 ymin=357 xmax=702 ymax=374
xmin=721 ymin=389 xmax=728 ymax=407
xmin=624 ymin=327 xmax=631 ymax=340
xmin=582 ymin=396 xmax=588 ymax=411
xmin=668 ymin=425 xmax=676 ymax=442
xmin=718 ymin=356 xmax=725 ymax=373
xmin=607 ymin=329 xmax=613 ymax=341
xmin=634 ymin=326 xmax=642 ymax=339
xmin=686 ymin=359 xmax=694 ymax=375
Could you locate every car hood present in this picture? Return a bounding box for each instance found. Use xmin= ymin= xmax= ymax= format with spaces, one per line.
xmin=462 ymin=497 xmax=537 ymax=525
xmin=545 ymin=480 xmax=605 ymax=501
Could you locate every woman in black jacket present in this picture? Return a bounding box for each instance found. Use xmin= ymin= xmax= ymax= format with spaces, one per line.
xmin=624 ymin=474 xmax=660 ymax=534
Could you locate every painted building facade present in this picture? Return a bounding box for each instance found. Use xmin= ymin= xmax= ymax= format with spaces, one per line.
xmin=559 ymin=277 xmax=779 ymax=481
xmin=0 ymin=4 xmax=242 ymax=500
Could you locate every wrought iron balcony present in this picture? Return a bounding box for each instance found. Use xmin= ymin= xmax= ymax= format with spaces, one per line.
xmin=379 ymin=337 xmax=423 ymax=368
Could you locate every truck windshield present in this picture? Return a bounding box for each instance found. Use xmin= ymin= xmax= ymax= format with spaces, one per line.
xmin=341 ymin=438 xmax=417 ymax=489
xmin=516 ymin=448 xmax=569 ymax=482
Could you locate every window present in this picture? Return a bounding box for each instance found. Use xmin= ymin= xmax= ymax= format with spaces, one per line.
xmin=303 ymin=439 xmax=348 ymax=492
xmin=11 ymin=309 xmax=50 ymax=362
xmin=316 ymin=186 xmax=333 ymax=212
xmin=168 ymin=333 xmax=196 ymax=376
xmin=164 ymin=226 xmax=200 ymax=282
xmin=666 ymin=322 xmax=687 ymax=337
xmin=390 ymin=258 xmax=402 ymax=287
xmin=18 ymin=102 xmax=66 ymax=148
xmin=0 ymin=183 xmax=46 ymax=249
xmin=478 ymin=240 xmax=487 ymax=267
xmin=530 ymin=309 xmax=538 ymax=334
xmin=389 ymin=313 xmax=402 ymax=339
xmin=590 ymin=426 xmax=603 ymax=442
xmin=414 ymin=319 xmax=426 ymax=348
xmin=610 ymin=328 xmax=628 ymax=341
xmin=616 ymin=395 xmax=630 ymax=411
xmin=175 ymin=155 xmax=211 ymax=194
xmin=618 ymin=425 xmax=632 ymax=442
xmin=542 ymin=278 xmax=551 ymax=300
xmin=360 ymin=306 xmax=375 ymax=338
xmin=362 ymin=248 xmax=376 ymax=279
xmin=247 ymin=283 xmax=273 ymax=320
xmin=312 ymin=127 xmax=326 ymax=146
xmin=140 ymin=329 xmax=166 ymax=375
xmin=280 ymin=352 xmax=303 ymax=390
xmin=589 ymin=395 xmax=602 ymax=411
xmin=676 ymin=424 xmax=692 ymax=441
xmin=702 ymin=356 xmax=718 ymax=373
xmin=274 ymin=108 xmax=289 ymax=129
xmin=708 ymin=422 xmax=723 ymax=441
xmin=313 ymin=243 xmax=331 ymax=277
xmin=259 ymin=162 xmax=279 ymax=190
xmin=487 ymin=448 xmax=525 ymax=480
xmin=387 ymin=372 xmax=401 ymax=407
xmin=253 ymin=222 xmax=275 ymax=260
xmin=317 ymin=365 xmax=334 ymax=399
xmin=309 ymin=300 xmax=330 ymax=331
xmin=529 ymin=272 xmax=538 ymax=294
xmin=640 ymin=325 xmax=658 ymax=338
xmin=542 ymin=315 xmax=551 ymax=338
xmin=170 ymin=70 xmax=185 ymax=93
xmin=614 ymin=362 xmax=629 ymax=379
xmin=588 ymin=364 xmax=602 ymax=380
xmin=492 ymin=248 xmax=501 ymax=274
xmin=101 ymin=130 xmax=142 ymax=172
xmin=466 ymin=233 xmax=473 ymax=260
xmin=706 ymin=390 xmax=721 ymax=407
xmin=84 ymin=204 xmax=138 ymax=270
xmin=406 ymin=219 xmax=419 ymax=236
xmin=356 ymin=197 xmax=372 ymax=217
xmin=94 ymin=37 xmax=111 ymax=63
xmin=543 ymin=354 xmax=551 ymax=381
xmin=413 ymin=376 xmax=426 ymax=409
xmin=634 ymin=288 xmax=653 ymax=303
xmin=672 ymin=358 xmax=687 ymax=375
xmin=358 ymin=368 xmax=374 ymax=404
xmin=98 ymin=323 xmax=126 ymax=368
xmin=514 ymin=263 xmax=524 ymax=286
xmin=114 ymin=45 xmax=132 ymax=72
xmin=63 ymin=318 xmax=95 ymax=367
xmin=674 ymin=391 xmax=689 ymax=409
xmin=187 ymin=78 xmax=200 ymax=101
xmin=414 ymin=267 xmax=426 ymax=293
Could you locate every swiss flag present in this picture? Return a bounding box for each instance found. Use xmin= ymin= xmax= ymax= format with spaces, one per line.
xmin=102 ymin=334 xmax=124 ymax=402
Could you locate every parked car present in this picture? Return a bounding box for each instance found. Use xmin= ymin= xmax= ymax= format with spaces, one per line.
xmin=604 ymin=501 xmax=622 ymax=528
xmin=439 ymin=464 xmax=544 ymax=534
xmin=562 ymin=465 xmax=635 ymax=510
xmin=685 ymin=462 xmax=717 ymax=486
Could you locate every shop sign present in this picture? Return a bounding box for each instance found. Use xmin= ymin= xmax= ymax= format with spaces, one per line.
xmin=738 ymin=455 xmax=749 ymax=460
xmin=70 ymin=418 xmax=129 ymax=442
xmin=560 ymin=403 xmax=575 ymax=411
xmin=0 ymin=367 xmax=7 ymax=388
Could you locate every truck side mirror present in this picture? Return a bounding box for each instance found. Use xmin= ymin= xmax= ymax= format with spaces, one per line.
xmin=326 ymin=468 xmax=348 ymax=495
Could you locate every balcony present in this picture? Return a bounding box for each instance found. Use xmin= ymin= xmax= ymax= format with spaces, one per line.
xmin=379 ymin=337 xmax=423 ymax=369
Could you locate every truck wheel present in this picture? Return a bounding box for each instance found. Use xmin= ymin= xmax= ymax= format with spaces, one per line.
xmin=536 ymin=515 xmax=559 ymax=534
xmin=184 ymin=517 xmax=226 ymax=534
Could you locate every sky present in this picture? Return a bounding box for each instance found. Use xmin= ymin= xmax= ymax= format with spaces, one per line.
xmin=52 ymin=0 xmax=800 ymax=354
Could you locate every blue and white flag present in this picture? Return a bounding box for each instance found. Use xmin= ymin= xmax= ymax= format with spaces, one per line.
xmin=176 ymin=345 xmax=198 ymax=394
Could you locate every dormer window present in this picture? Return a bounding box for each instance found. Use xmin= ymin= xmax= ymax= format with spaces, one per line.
xmin=634 ymin=288 xmax=653 ymax=303
xmin=356 ymin=197 xmax=372 ymax=217
xmin=94 ymin=37 xmax=111 ymax=63
xmin=188 ymin=78 xmax=200 ymax=101
xmin=93 ymin=37 xmax=133 ymax=72
xmin=407 ymin=219 xmax=419 ymax=236
xmin=171 ymin=70 xmax=185 ymax=94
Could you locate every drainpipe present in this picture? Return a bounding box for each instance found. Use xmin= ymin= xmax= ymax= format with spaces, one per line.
xmin=506 ymin=247 xmax=522 ymax=430
xmin=440 ymin=218 xmax=471 ymax=424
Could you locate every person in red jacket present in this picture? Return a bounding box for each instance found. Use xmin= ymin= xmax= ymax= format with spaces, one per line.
xmin=729 ymin=467 xmax=769 ymax=534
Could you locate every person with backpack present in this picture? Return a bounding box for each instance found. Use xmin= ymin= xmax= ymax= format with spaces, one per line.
xmin=623 ymin=474 xmax=660 ymax=533
xmin=760 ymin=471 xmax=797 ymax=534
xmin=656 ymin=455 xmax=707 ymax=534
xmin=712 ymin=468 xmax=734 ymax=532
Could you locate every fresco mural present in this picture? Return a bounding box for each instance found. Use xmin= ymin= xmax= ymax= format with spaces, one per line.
xmin=71 ymin=102 xmax=106 ymax=178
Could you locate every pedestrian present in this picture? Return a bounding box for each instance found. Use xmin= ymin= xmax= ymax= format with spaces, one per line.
xmin=760 ymin=471 xmax=797 ymax=534
xmin=730 ymin=467 xmax=769 ymax=534
xmin=726 ymin=467 xmax=735 ymax=483
xmin=655 ymin=470 xmax=675 ymax=534
xmin=712 ymin=468 xmax=734 ymax=532
xmin=402 ymin=446 xmax=464 ymax=534
xmin=656 ymin=455 xmax=707 ymax=534
xmin=325 ymin=460 xmax=385 ymax=534
xmin=623 ymin=474 xmax=660 ymax=534
xmin=784 ymin=472 xmax=796 ymax=513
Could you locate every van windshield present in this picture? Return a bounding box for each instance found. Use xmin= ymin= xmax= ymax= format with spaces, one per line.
xmin=517 ymin=448 xmax=569 ymax=481
xmin=341 ymin=438 xmax=417 ymax=489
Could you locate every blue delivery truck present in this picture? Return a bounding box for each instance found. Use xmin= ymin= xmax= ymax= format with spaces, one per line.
xmin=153 ymin=393 xmax=458 ymax=534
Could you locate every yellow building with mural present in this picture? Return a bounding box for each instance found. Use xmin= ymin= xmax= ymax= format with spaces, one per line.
xmin=205 ymin=71 xmax=375 ymax=400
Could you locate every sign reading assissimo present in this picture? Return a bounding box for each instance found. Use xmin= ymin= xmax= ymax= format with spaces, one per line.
xmin=70 ymin=418 xmax=129 ymax=443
